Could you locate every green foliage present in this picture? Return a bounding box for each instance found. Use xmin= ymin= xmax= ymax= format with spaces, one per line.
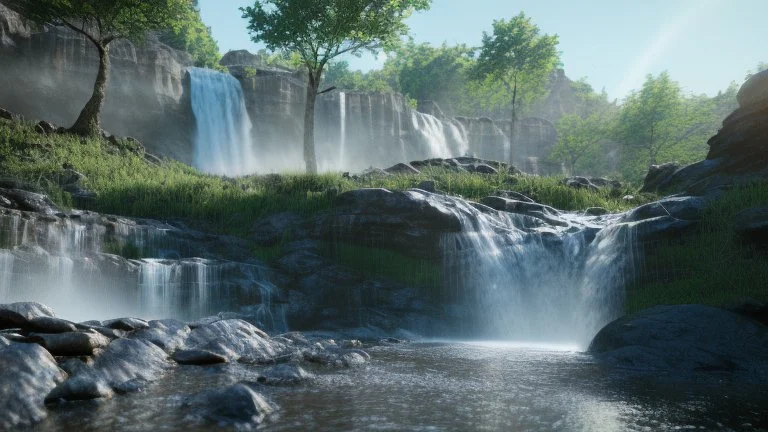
xmin=550 ymin=113 xmax=614 ymax=175
xmin=615 ymin=72 xmax=717 ymax=182
xmin=323 ymin=60 xmax=394 ymax=93
xmin=159 ymin=2 xmax=222 ymax=69
xmin=5 ymin=0 xmax=191 ymax=44
xmin=0 ymin=119 xmax=644 ymax=238
xmin=470 ymin=12 xmax=560 ymax=122
xmin=626 ymin=183 xmax=768 ymax=313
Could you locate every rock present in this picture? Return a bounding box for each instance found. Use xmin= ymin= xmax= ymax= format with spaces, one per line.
xmin=564 ymin=176 xmax=599 ymax=191
xmin=103 ymin=317 xmax=150 ymax=331
xmin=173 ymin=349 xmax=228 ymax=365
xmin=737 ymin=69 xmax=768 ymax=109
xmin=29 ymin=331 xmax=111 ymax=356
xmin=45 ymin=375 xmax=114 ymax=403
xmin=190 ymin=383 xmax=276 ymax=427
xmin=0 ymin=188 xmax=60 ymax=214
xmin=302 ymin=347 xmax=370 ymax=367
xmin=35 ymin=120 xmax=56 ymax=135
xmin=585 ymin=207 xmax=609 ymax=216
xmin=590 ymin=305 xmax=768 ymax=380
xmin=0 ymin=302 xmax=56 ymax=329
xmin=26 ymin=317 xmax=78 ymax=334
xmin=384 ymin=162 xmax=420 ymax=175
xmin=480 ymin=196 xmax=567 ymax=227
xmin=623 ymin=196 xmax=707 ymax=223
xmin=494 ymin=190 xmax=535 ymax=203
xmin=250 ymin=212 xmax=301 ymax=246
xmin=416 ymin=180 xmax=437 ymax=193
xmin=59 ymin=358 xmax=89 ymax=376
xmin=130 ymin=319 xmax=190 ymax=352
xmin=0 ymin=106 xmax=15 ymax=121
xmin=256 ymin=364 xmax=314 ymax=385
xmin=641 ymin=162 xmax=681 ymax=192
xmin=81 ymin=338 xmax=169 ymax=389
xmin=733 ymin=206 xmax=768 ymax=247
xmin=0 ymin=343 xmax=67 ymax=430
xmin=182 ymin=319 xmax=280 ymax=363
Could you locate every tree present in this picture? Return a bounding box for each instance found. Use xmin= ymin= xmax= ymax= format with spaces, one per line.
xmin=242 ymin=0 xmax=430 ymax=173
xmin=616 ymin=72 xmax=714 ymax=181
xmin=470 ymin=12 xmax=559 ymax=163
xmin=6 ymin=0 xmax=192 ymax=137
xmin=550 ymin=113 xmax=612 ymax=175
xmin=160 ymin=1 xmax=222 ymax=70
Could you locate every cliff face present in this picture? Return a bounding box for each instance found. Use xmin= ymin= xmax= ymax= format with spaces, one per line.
xmin=0 ymin=4 xmax=195 ymax=163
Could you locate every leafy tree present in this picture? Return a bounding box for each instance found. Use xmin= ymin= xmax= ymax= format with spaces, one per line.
xmin=470 ymin=12 xmax=559 ymax=162
xmin=242 ymin=0 xmax=431 ymax=173
xmin=551 ymin=113 xmax=613 ymax=175
xmin=160 ymin=1 xmax=222 ymax=69
xmin=6 ymin=0 xmax=192 ymax=136
xmin=616 ymin=72 xmax=714 ymax=181
xmin=323 ymin=60 xmax=394 ymax=93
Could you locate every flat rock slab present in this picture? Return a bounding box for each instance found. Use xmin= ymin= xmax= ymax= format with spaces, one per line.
xmin=30 ymin=331 xmax=111 ymax=356
xmin=0 ymin=302 xmax=56 ymax=329
xmin=590 ymin=304 xmax=768 ymax=381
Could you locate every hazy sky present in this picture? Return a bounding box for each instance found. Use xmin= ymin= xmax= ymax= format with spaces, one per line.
xmin=198 ymin=0 xmax=767 ymax=101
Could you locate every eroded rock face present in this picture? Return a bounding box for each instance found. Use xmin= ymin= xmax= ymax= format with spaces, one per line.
xmin=590 ymin=305 xmax=768 ymax=381
xmin=0 ymin=4 xmax=195 ymax=162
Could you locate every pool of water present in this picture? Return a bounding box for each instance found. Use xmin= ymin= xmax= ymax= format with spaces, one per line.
xmin=36 ymin=342 xmax=768 ymax=431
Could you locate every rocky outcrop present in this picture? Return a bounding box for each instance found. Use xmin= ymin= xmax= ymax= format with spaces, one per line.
xmin=647 ymin=69 xmax=768 ymax=194
xmin=590 ymin=304 xmax=768 ymax=381
xmin=0 ymin=3 xmax=195 ymax=162
xmin=379 ymin=157 xmax=519 ymax=176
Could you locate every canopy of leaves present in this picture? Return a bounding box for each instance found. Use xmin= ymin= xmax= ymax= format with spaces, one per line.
xmin=323 ymin=60 xmax=394 ymax=92
xmin=551 ymin=112 xmax=614 ymax=175
xmin=241 ymin=0 xmax=430 ymax=75
xmin=470 ymin=12 xmax=560 ymax=116
xmin=159 ymin=1 xmax=222 ymax=69
xmin=5 ymin=0 xmax=191 ymax=45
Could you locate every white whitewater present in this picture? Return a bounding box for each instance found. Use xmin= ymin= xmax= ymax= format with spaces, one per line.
xmin=436 ymin=193 xmax=636 ymax=347
xmin=338 ymin=92 xmax=346 ymax=168
xmin=411 ymin=111 xmax=469 ymax=158
xmin=189 ymin=67 xmax=258 ymax=176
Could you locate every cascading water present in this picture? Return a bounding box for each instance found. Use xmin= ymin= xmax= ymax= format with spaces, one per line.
xmin=189 ymin=67 xmax=258 ymax=176
xmin=411 ymin=111 xmax=469 ymax=158
xmin=431 ymin=192 xmax=636 ymax=347
xmin=338 ymin=92 xmax=346 ymax=168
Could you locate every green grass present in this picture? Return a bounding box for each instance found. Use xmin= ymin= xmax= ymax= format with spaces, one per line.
xmin=0 ymin=119 xmax=646 ymax=237
xmin=626 ymin=183 xmax=768 ymax=313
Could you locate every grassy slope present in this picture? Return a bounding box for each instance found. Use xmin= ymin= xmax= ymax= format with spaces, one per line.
xmin=9 ymin=119 xmax=764 ymax=313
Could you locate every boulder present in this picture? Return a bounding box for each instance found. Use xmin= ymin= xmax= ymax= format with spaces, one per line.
xmin=30 ymin=331 xmax=111 ymax=356
xmin=0 ymin=106 xmax=14 ymax=121
xmin=34 ymin=120 xmax=56 ymax=135
xmin=256 ymin=364 xmax=314 ymax=386
xmin=416 ymin=180 xmax=437 ymax=193
xmin=641 ymin=162 xmax=681 ymax=192
xmin=182 ymin=319 xmax=281 ymax=363
xmin=0 ymin=188 xmax=60 ymax=214
xmin=0 ymin=343 xmax=67 ymax=430
xmin=737 ymin=69 xmax=768 ymax=109
xmin=129 ymin=319 xmax=190 ymax=352
xmin=0 ymin=302 xmax=56 ymax=329
xmin=45 ymin=375 xmax=114 ymax=403
xmin=590 ymin=305 xmax=768 ymax=380
xmin=189 ymin=383 xmax=276 ymax=427
xmin=103 ymin=317 xmax=150 ymax=331
xmin=733 ymin=206 xmax=768 ymax=247
xmin=623 ymin=196 xmax=707 ymax=223
xmin=250 ymin=212 xmax=301 ymax=246
xmin=173 ymin=349 xmax=228 ymax=365
xmin=81 ymin=338 xmax=170 ymax=389
xmin=26 ymin=317 xmax=78 ymax=334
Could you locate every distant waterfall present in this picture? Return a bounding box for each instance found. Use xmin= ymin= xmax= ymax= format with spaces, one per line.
xmin=338 ymin=92 xmax=346 ymax=168
xmin=189 ymin=67 xmax=258 ymax=176
xmin=411 ymin=111 xmax=469 ymax=158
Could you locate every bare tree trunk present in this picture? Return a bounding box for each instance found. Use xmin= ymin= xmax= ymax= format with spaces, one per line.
xmin=509 ymin=79 xmax=518 ymax=166
xmin=70 ymin=43 xmax=110 ymax=136
xmin=303 ymin=72 xmax=319 ymax=174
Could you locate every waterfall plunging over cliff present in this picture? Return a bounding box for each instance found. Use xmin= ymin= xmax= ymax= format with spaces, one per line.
xmin=189 ymin=67 xmax=258 ymax=176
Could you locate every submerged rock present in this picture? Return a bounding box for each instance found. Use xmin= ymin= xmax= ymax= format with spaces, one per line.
xmin=590 ymin=305 xmax=768 ymax=381
xmin=256 ymin=364 xmax=314 ymax=386
xmin=45 ymin=375 xmax=114 ymax=403
xmin=189 ymin=383 xmax=276 ymax=427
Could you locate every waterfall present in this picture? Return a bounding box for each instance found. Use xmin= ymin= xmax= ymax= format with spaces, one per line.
xmin=410 ymin=111 xmax=470 ymax=159
xmin=435 ymin=193 xmax=635 ymax=347
xmin=338 ymin=92 xmax=346 ymax=168
xmin=189 ymin=67 xmax=258 ymax=176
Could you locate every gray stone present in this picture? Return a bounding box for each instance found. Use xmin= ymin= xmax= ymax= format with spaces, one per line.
xmin=182 ymin=319 xmax=281 ymax=363
xmin=30 ymin=331 xmax=111 ymax=356
xmin=251 ymin=212 xmax=302 ymax=246
xmin=0 ymin=302 xmax=56 ymax=329
xmin=191 ymin=383 xmax=276 ymax=427
xmin=590 ymin=305 xmax=768 ymax=380
xmin=26 ymin=317 xmax=78 ymax=334
xmin=130 ymin=319 xmax=190 ymax=352
xmin=624 ymin=196 xmax=707 ymax=223
xmin=45 ymin=375 xmax=114 ymax=403
xmin=0 ymin=343 xmax=67 ymax=430
xmin=737 ymin=69 xmax=768 ymax=109
xmin=103 ymin=317 xmax=150 ymax=331
xmin=256 ymin=364 xmax=314 ymax=385
xmin=641 ymin=162 xmax=681 ymax=192
xmin=416 ymin=180 xmax=437 ymax=193
xmin=173 ymin=349 xmax=228 ymax=365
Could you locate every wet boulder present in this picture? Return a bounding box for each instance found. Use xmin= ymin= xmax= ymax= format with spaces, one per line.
xmin=0 ymin=343 xmax=67 ymax=429
xmin=76 ymin=338 xmax=170 ymax=389
xmin=173 ymin=348 xmax=229 ymax=365
xmin=26 ymin=317 xmax=78 ymax=334
xmin=30 ymin=331 xmax=111 ymax=356
xmin=590 ymin=305 xmax=768 ymax=381
xmin=188 ymin=383 xmax=276 ymax=427
xmin=0 ymin=302 xmax=56 ymax=329
xmin=130 ymin=319 xmax=190 ymax=352
xmin=623 ymin=196 xmax=707 ymax=223
xmin=45 ymin=375 xmax=114 ymax=403
xmin=182 ymin=319 xmax=282 ymax=363
xmin=256 ymin=364 xmax=314 ymax=386
xmin=103 ymin=317 xmax=150 ymax=331
xmin=641 ymin=162 xmax=681 ymax=192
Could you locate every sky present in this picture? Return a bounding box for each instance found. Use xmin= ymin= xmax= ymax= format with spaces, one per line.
xmin=198 ymin=0 xmax=768 ymax=101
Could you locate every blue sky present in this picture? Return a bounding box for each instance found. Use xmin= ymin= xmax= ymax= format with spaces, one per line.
xmin=198 ymin=0 xmax=767 ymax=101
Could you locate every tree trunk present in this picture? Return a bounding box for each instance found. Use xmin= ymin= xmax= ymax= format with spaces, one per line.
xmin=509 ymin=79 xmax=518 ymax=166
xmin=70 ymin=43 xmax=110 ymax=137
xmin=303 ymin=72 xmax=319 ymax=174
